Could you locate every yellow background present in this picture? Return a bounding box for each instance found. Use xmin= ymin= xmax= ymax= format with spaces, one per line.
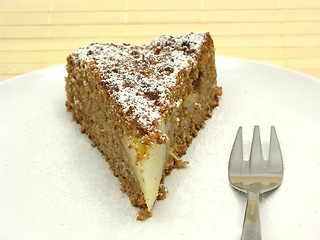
xmin=1 ymin=0 xmax=320 ymax=82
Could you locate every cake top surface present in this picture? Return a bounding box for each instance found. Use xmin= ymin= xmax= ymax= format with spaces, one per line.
xmin=71 ymin=32 xmax=208 ymax=135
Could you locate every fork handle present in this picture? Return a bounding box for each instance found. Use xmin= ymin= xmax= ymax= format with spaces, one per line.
xmin=241 ymin=191 xmax=261 ymax=240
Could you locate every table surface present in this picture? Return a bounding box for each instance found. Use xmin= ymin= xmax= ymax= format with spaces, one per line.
xmin=1 ymin=0 xmax=320 ymax=82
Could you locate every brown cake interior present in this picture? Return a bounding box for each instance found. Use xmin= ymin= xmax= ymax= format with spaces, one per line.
xmin=65 ymin=32 xmax=221 ymax=220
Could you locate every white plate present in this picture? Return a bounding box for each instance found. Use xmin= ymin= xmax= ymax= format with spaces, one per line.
xmin=1 ymin=56 xmax=320 ymax=240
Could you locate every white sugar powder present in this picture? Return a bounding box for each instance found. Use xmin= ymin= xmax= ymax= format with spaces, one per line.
xmin=71 ymin=33 xmax=207 ymax=130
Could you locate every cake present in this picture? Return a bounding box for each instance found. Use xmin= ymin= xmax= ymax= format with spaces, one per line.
xmin=65 ymin=32 xmax=222 ymax=220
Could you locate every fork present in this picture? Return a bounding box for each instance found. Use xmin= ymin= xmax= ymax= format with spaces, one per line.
xmin=228 ymin=126 xmax=283 ymax=240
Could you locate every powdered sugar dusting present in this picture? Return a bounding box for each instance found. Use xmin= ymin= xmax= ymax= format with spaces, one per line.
xmin=71 ymin=33 xmax=208 ymax=130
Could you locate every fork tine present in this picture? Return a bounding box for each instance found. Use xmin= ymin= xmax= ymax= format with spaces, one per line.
xmin=229 ymin=127 xmax=243 ymax=175
xmin=249 ymin=126 xmax=264 ymax=173
xmin=268 ymin=126 xmax=283 ymax=174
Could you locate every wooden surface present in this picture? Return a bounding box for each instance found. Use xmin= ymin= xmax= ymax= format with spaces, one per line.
xmin=1 ymin=0 xmax=320 ymax=81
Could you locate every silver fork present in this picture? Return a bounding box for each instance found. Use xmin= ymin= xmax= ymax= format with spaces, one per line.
xmin=228 ymin=126 xmax=283 ymax=240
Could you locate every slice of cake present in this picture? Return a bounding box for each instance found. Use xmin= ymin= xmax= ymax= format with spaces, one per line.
xmin=65 ymin=32 xmax=222 ymax=220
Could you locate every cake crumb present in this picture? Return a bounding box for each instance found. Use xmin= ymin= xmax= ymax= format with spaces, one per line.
xmin=175 ymin=159 xmax=189 ymax=168
xmin=157 ymin=185 xmax=168 ymax=200
xmin=170 ymin=151 xmax=189 ymax=168
xmin=137 ymin=208 xmax=152 ymax=221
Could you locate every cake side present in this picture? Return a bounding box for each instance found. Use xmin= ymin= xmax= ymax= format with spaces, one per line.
xmin=65 ymin=56 xmax=148 ymax=209
xmin=162 ymin=33 xmax=221 ymax=176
